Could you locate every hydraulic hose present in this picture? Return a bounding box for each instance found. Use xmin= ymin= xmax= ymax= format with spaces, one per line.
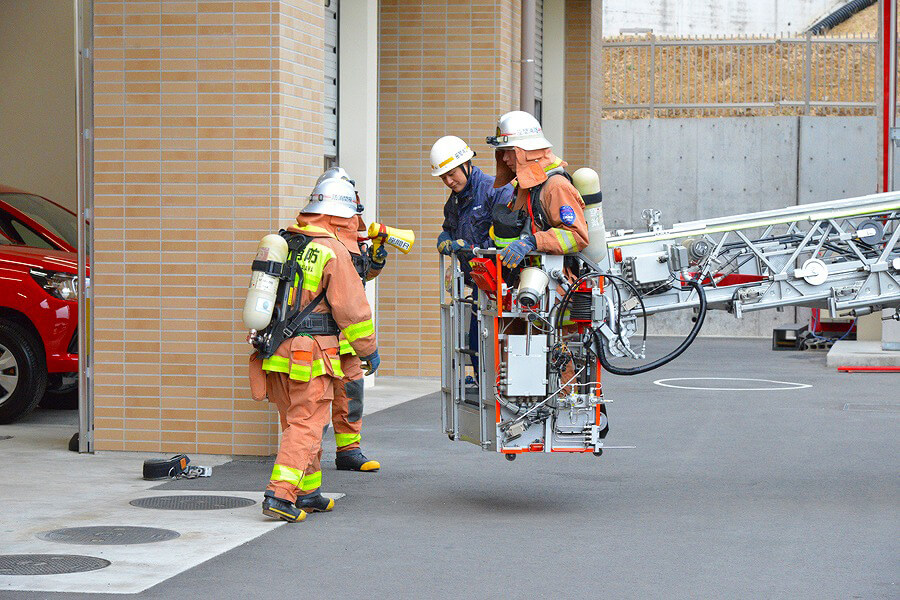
xmin=807 ymin=0 xmax=877 ymax=35
xmin=592 ymin=278 xmax=707 ymax=376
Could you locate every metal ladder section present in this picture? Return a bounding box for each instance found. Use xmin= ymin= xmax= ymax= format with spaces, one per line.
xmin=439 ymin=254 xmax=492 ymax=447
xmin=607 ymin=191 xmax=900 ymax=318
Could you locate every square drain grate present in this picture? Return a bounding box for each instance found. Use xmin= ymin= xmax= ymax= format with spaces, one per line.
xmin=0 ymin=554 xmax=110 ymax=575
xmin=130 ymin=495 xmax=256 ymax=510
xmin=37 ymin=526 xmax=180 ymax=545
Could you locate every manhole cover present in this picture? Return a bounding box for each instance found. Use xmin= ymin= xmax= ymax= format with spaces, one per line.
xmin=37 ymin=526 xmax=180 ymax=545
xmin=0 ymin=554 xmax=110 ymax=576
xmin=130 ymin=495 xmax=255 ymax=510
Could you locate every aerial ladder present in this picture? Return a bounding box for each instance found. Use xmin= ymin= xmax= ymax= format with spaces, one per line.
xmin=440 ymin=190 xmax=900 ymax=458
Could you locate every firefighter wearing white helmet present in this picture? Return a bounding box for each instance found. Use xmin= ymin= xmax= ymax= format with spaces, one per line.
xmin=430 ymin=135 xmax=514 ymax=380
xmin=486 ymin=110 xmax=553 ymax=151
xmin=486 ymin=110 xmax=589 ymax=268
xmin=430 ymin=135 xmax=475 ymax=177
xmin=250 ymin=174 xmax=379 ymax=522
xmin=300 ymin=177 xmax=359 ymax=218
xmin=307 ymin=168 xmax=387 ymax=476
xmin=430 ymin=136 xmax=513 ymax=256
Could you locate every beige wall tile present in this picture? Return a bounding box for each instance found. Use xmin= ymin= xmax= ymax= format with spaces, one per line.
xmin=94 ymin=0 xmax=324 ymax=455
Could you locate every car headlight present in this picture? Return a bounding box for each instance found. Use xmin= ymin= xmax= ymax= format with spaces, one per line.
xmin=30 ymin=269 xmax=78 ymax=301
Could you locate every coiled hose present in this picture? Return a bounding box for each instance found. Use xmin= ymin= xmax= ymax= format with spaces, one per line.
xmin=808 ymin=0 xmax=877 ymax=35
xmin=592 ymin=279 xmax=707 ymax=376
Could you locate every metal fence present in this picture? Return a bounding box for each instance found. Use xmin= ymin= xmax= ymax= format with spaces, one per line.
xmin=602 ymin=33 xmax=880 ymax=118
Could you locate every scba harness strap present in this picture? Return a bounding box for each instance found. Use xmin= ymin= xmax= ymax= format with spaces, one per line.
xmin=255 ymin=231 xmax=339 ymax=358
xmin=493 ymin=169 xmax=573 ymax=241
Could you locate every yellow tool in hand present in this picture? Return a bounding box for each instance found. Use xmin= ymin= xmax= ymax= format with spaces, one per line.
xmin=367 ymin=222 xmax=415 ymax=254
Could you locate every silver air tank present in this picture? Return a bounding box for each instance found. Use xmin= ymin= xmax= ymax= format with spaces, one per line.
xmin=572 ymin=167 xmax=608 ymax=269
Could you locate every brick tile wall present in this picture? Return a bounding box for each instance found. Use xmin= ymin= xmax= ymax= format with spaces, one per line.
xmin=93 ymin=0 xmax=324 ymax=454
xmin=376 ymin=0 xmax=520 ymax=377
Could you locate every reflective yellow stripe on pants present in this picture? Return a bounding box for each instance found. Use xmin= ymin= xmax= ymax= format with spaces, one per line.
xmin=335 ymin=433 xmax=361 ymax=448
xmin=270 ymin=463 xmax=303 ymax=487
xmin=299 ymin=470 xmax=321 ymax=492
xmin=262 ymin=355 xmax=290 ymax=374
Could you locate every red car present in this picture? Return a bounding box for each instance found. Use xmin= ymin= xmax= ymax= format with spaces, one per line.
xmin=0 ymin=185 xmax=82 ymax=423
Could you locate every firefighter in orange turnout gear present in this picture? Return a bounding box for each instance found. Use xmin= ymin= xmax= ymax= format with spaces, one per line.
xmin=309 ymin=168 xmax=385 ymax=479
xmin=250 ymin=177 xmax=379 ymax=523
xmin=329 ymin=214 xmax=384 ymax=471
xmin=486 ymin=111 xmax=589 ymax=266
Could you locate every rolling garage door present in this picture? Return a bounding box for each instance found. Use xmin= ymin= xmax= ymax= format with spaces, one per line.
xmin=534 ymin=0 xmax=543 ymax=121
xmin=324 ymin=0 xmax=338 ymax=163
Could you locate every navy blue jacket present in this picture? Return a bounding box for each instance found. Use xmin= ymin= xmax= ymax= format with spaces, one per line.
xmin=441 ymin=165 xmax=514 ymax=248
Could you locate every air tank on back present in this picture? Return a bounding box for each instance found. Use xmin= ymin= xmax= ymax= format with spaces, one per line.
xmin=572 ymin=167 xmax=609 ymax=270
xmin=243 ymin=234 xmax=289 ymax=331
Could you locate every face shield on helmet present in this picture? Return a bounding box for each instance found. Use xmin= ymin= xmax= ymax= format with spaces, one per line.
xmin=429 ymin=136 xmax=475 ymax=177
xmin=485 ymin=110 xmax=552 ymax=151
xmin=300 ymin=177 xmax=358 ymax=218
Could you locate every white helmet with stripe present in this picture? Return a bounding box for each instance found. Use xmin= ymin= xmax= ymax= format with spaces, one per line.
xmin=486 ymin=110 xmax=552 ymax=151
xmin=300 ymin=177 xmax=358 ymax=218
xmin=429 ymin=136 xmax=475 ymax=177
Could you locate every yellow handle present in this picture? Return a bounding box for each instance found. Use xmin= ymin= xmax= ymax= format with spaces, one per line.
xmin=367 ymin=222 xmax=415 ymax=254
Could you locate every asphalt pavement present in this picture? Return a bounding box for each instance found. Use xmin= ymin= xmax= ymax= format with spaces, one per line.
xmin=3 ymin=338 xmax=898 ymax=599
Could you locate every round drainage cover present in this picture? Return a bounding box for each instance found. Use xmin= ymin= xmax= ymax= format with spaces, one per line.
xmin=130 ymin=495 xmax=256 ymax=510
xmin=0 ymin=554 xmax=110 ymax=576
xmin=37 ymin=526 xmax=180 ymax=545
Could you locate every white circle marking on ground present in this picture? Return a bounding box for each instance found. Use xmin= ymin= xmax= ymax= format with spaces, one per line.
xmin=653 ymin=377 xmax=812 ymax=391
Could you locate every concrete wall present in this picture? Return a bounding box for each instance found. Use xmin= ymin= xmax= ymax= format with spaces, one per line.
xmin=0 ymin=0 xmax=76 ymax=210
xmin=600 ymin=115 xmax=880 ymax=337
xmin=604 ymin=0 xmax=844 ymax=36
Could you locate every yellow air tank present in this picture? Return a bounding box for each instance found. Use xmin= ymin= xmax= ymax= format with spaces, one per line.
xmin=572 ymin=167 xmax=608 ymax=269
xmin=242 ymin=234 xmax=289 ymax=330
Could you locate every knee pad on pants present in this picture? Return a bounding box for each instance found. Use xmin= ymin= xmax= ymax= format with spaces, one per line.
xmin=345 ymin=378 xmax=364 ymax=422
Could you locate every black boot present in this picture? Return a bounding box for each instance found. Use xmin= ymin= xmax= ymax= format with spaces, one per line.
xmin=335 ymin=448 xmax=380 ymax=472
xmin=262 ymin=490 xmax=306 ymax=522
xmin=295 ymin=492 xmax=335 ymax=513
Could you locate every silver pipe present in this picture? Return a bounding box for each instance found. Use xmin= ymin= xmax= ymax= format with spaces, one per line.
xmin=75 ymin=0 xmax=94 ymax=453
xmin=520 ymin=0 xmax=535 ymax=113
xmin=888 ymin=0 xmax=898 ymax=191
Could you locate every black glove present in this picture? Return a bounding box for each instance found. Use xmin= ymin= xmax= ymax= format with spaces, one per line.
xmin=368 ymin=243 xmax=388 ymax=267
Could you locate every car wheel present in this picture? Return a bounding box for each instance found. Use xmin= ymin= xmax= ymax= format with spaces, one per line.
xmin=40 ymin=373 xmax=78 ymax=410
xmin=0 ymin=319 xmax=48 ymax=424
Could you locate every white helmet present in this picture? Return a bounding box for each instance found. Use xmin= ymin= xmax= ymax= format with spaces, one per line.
xmin=486 ymin=110 xmax=552 ymax=151
xmin=300 ymin=177 xmax=357 ymax=218
xmin=316 ymin=166 xmax=355 ymax=188
xmin=429 ymin=136 xmax=475 ymax=177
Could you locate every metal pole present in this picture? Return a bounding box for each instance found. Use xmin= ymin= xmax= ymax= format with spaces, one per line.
xmin=880 ymin=0 xmax=898 ymax=191
xmin=804 ymin=31 xmax=812 ymax=115
xmin=75 ymin=0 xmax=94 ymax=453
xmin=649 ymin=33 xmax=656 ymax=117
xmin=521 ymin=0 xmax=536 ymax=113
